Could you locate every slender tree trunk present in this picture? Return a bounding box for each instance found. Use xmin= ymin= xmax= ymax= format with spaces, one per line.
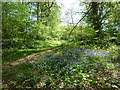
xmin=91 ymin=2 xmax=98 ymax=30
xmin=91 ymin=2 xmax=102 ymax=37
xmin=37 ymin=2 xmax=40 ymax=24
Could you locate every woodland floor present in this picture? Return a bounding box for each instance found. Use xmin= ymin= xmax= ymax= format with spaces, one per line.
xmin=2 ymin=47 xmax=58 ymax=88
xmin=2 ymin=45 xmax=120 ymax=89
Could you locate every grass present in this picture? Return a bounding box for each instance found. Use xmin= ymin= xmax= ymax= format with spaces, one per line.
xmin=2 ymin=40 xmax=65 ymax=64
xmin=2 ymin=46 xmax=120 ymax=89
xmin=2 ymin=40 xmax=66 ymax=88
xmin=2 ymin=40 xmax=120 ymax=89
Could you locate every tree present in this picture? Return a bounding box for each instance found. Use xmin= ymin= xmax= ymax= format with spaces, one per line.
xmin=85 ymin=2 xmax=103 ymax=37
xmin=84 ymin=2 xmax=120 ymax=45
xmin=2 ymin=1 xmax=61 ymax=49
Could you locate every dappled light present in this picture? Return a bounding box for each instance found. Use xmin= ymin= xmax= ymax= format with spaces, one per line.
xmin=2 ymin=1 xmax=120 ymax=89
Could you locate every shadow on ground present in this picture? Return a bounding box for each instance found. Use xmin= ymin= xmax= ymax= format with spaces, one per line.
xmin=2 ymin=45 xmax=63 ymax=64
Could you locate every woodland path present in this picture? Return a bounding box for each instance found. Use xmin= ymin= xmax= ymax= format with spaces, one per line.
xmin=3 ymin=46 xmax=58 ymax=67
xmin=2 ymin=46 xmax=58 ymax=87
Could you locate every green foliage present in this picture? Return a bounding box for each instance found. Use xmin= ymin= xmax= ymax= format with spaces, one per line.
xmin=2 ymin=1 xmax=120 ymax=89
xmin=6 ymin=48 xmax=119 ymax=89
xmin=2 ymin=2 xmax=61 ymax=49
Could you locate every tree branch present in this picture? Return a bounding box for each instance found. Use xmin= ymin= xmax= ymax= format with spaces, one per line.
xmin=68 ymin=7 xmax=92 ymax=38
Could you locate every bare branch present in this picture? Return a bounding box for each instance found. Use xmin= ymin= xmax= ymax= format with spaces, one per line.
xmin=68 ymin=7 xmax=92 ymax=38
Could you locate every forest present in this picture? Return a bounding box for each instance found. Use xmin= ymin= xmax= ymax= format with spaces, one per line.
xmin=2 ymin=1 xmax=120 ymax=89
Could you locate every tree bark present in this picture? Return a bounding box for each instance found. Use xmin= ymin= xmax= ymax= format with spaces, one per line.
xmin=37 ymin=2 xmax=40 ymax=24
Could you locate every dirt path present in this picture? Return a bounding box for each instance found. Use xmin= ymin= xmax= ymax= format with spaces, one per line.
xmin=2 ymin=47 xmax=59 ymax=87
xmin=3 ymin=46 xmax=58 ymax=66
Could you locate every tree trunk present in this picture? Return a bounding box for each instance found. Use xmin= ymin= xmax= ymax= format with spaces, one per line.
xmin=37 ymin=2 xmax=40 ymax=24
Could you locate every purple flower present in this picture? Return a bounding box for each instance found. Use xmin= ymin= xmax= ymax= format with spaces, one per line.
xmin=92 ymin=72 xmax=95 ymax=75
xmin=107 ymin=51 xmax=110 ymax=54
xmin=83 ymin=56 xmax=86 ymax=59
xmin=86 ymin=61 xmax=89 ymax=63
xmin=73 ymin=62 xmax=75 ymax=64
xmin=105 ymin=55 xmax=107 ymax=58
xmin=69 ymin=71 xmax=73 ymax=74
xmin=95 ymin=65 xmax=97 ymax=68
xmin=73 ymin=77 xmax=75 ymax=79
xmin=108 ymin=83 xmax=111 ymax=86
xmin=108 ymin=60 xmax=111 ymax=62
xmin=115 ymin=64 xmax=119 ymax=67
xmin=81 ymin=61 xmax=82 ymax=63
xmin=83 ymin=63 xmax=85 ymax=65
xmin=78 ymin=59 xmax=80 ymax=61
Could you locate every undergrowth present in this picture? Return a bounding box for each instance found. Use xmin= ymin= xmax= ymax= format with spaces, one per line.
xmin=7 ymin=48 xmax=120 ymax=89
